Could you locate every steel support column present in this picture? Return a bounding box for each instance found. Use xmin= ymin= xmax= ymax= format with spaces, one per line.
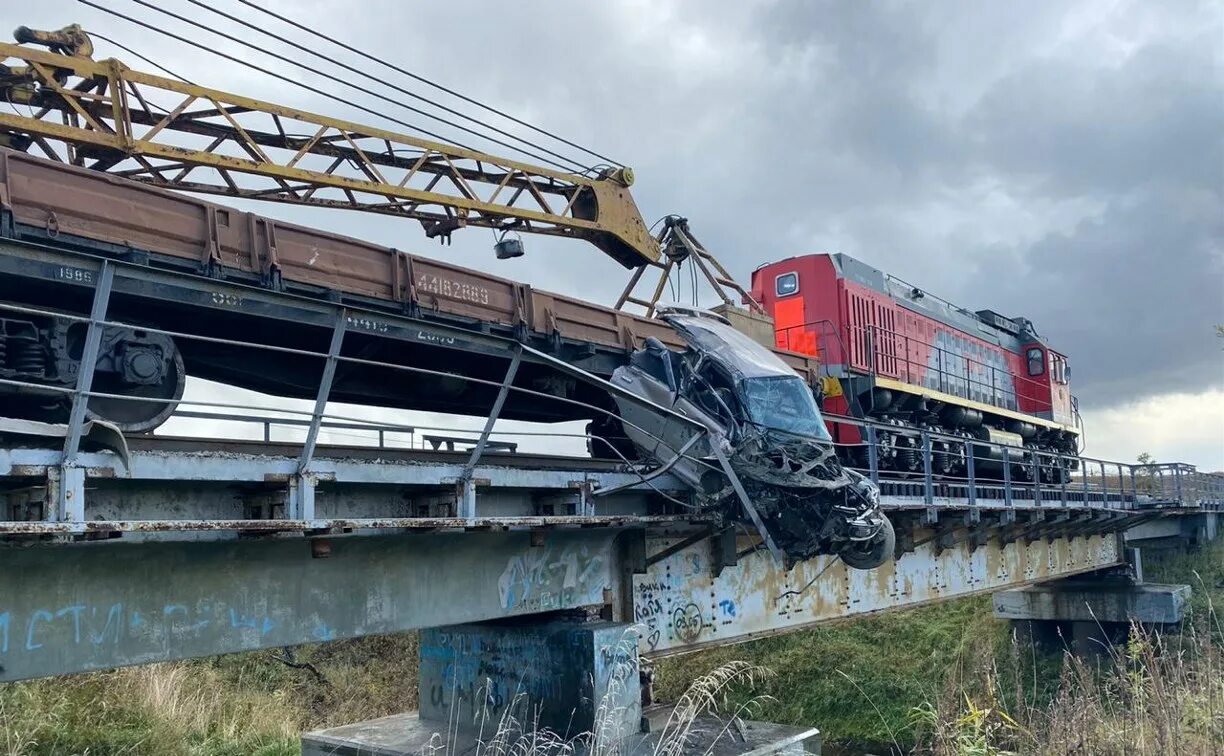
xmin=56 ymin=261 xmax=114 ymax=522
xmin=293 ymin=311 xmax=347 ymax=522
xmin=457 ymin=348 xmax=522 ymax=520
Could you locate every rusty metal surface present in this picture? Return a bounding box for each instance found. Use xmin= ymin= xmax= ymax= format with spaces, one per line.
xmin=0 ymin=513 xmax=711 ymax=535
xmin=634 ymin=529 xmax=1123 ymax=656
xmin=0 ymin=42 xmax=659 ymax=268
xmin=0 ymin=149 xmax=818 ymax=376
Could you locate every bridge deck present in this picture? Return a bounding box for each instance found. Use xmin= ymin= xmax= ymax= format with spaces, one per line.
xmin=0 ymin=435 xmax=1209 ymax=542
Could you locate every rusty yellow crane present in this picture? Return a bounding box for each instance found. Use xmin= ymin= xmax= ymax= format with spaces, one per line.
xmin=0 ymin=25 xmax=762 ymax=316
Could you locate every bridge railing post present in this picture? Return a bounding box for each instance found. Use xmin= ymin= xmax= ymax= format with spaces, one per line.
xmin=58 ymin=261 xmax=115 ymax=525
xmin=1082 ymin=456 xmax=1091 ymax=505
xmin=458 ymin=347 xmax=523 ymax=521
xmin=293 ymin=309 xmax=347 ymax=523
xmin=1059 ymin=454 xmax=1068 ymax=506
xmin=1002 ymin=446 xmax=1013 ymax=509
xmin=922 ymin=430 xmax=933 ymax=506
xmin=866 ymin=424 xmax=879 ymax=485
xmin=1032 ymin=451 xmax=1041 ymax=507
xmin=964 ymin=436 xmax=976 ymax=507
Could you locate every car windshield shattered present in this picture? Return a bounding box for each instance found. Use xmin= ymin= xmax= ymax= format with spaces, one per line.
xmin=741 ymin=375 xmax=831 ymax=440
xmin=606 ymin=308 xmax=895 ymax=569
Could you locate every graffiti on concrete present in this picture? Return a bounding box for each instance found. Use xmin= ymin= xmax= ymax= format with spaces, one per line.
xmin=0 ymin=600 xmax=336 ymax=672
xmin=670 ymin=602 xmax=705 ymax=643
xmin=497 ymin=544 xmax=605 ymax=611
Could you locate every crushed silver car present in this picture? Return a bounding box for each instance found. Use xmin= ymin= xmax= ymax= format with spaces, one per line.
xmin=606 ymin=308 xmax=894 ymax=569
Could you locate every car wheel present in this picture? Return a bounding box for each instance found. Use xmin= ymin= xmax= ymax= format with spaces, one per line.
xmin=839 ymin=515 xmax=896 ymax=570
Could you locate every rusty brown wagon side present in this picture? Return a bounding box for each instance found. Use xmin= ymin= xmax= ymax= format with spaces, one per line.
xmin=0 ymin=148 xmax=819 ymax=392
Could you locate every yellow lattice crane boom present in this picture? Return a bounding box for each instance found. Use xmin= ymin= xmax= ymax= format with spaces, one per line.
xmin=0 ymin=25 xmax=763 ymax=313
xmin=0 ymin=27 xmax=659 ymax=269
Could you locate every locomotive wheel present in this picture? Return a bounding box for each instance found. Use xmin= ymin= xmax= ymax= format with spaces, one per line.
xmin=932 ymin=441 xmax=955 ymax=476
xmin=85 ymin=348 xmax=186 ymax=434
xmin=894 ymin=436 xmax=921 ymax=474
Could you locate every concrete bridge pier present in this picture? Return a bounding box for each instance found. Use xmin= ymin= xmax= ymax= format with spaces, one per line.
xmin=1126 ymin=511 xmax=1219 ymax=552
xmin=302 ymin=612 xmax=822 ymax=754
xmin=992 ymin=551 xmax=1192 ymax=657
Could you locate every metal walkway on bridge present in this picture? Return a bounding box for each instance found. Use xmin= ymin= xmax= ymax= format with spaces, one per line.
xmin=0 ymin=421 xmax=1217 ymax=681
xmin=0 ymin=234 xmax=1218 ymax=681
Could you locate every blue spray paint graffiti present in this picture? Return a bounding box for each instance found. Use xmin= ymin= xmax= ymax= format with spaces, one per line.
xmin=2 ymin=601 xmax=283 ymax=661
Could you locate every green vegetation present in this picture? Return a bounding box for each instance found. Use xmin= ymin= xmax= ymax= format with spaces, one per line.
xmin=0 ymin=635 xmax=419 ymax=756
xmin=656 ymin=595 xmax=1017 ymax=751
xmin=1 ymin=542 xmax=1220 ymax=754
xmin=659 ymin=539 xmax=1224 ymax=752
xmin=656 ymin=595 xmax=1005 ymax=747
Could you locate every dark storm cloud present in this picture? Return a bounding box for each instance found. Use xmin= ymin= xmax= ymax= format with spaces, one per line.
xmin=956 ymin=29 xmax=1224 ymax=407
xmin=9 ymin=0 xmax=1222 ymax=410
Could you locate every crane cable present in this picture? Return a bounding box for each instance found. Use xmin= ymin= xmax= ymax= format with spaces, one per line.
xmin=88 ymin=30 xmax=194 ymax=84
xmin=174 ymin=0 xmax=598 ymax=175
xmin=230 ymin=0 xmax=625 ymax=170
xmin=94 ymin=0 xmax=587 ymax=174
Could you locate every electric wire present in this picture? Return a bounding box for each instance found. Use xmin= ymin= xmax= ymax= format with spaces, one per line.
xmin=77 ymin=0 xmax=488 ymax=155
xmin=89 ymin=30 xmax=194 ymax=84
xmin=173 ymin=0 xmax=595 ymax=174
xmin=229 ymin=0 xmax=624 ymax=169
xmin=105 ymin=0 xmax=584 ymax=173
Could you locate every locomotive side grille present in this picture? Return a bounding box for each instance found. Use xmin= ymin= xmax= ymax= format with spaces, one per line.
xmin=845 ymin=289 xmax=900 ymax=379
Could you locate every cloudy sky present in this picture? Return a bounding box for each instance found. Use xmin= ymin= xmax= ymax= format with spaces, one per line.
xmin=8 ymin=0 xmax=1223 ymax=467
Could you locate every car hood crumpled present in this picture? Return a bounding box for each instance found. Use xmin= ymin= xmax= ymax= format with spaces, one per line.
xmin=729 ymin=427 xmax=850 ymax=490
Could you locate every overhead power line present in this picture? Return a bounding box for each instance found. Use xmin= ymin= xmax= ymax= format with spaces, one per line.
xmin=230 ymin=0 xmax=625 ymax=169
xmin=88 ymin=30 xmax=193 ymax=84
xmin=99 ymin=0 xmax=584 ymax=173
xmin=78 ymin=0 xmax=489 ymax=154
xmin=176 ymin=0 xmax=596 ymax=173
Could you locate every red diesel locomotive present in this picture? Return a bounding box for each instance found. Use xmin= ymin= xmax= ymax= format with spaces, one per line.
xmin=750 ymin=253 xmax=1081 ymax=482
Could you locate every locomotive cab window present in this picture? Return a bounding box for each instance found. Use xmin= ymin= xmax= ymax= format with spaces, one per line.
xmin=1026 ymin=347 xmax=1044 ymax=376
xmin=775 ymin=272 xmax=799 ymax=297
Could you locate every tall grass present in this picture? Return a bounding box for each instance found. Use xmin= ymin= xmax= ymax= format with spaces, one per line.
xmin=910 ymin=615 xmax=1223 ymax=754
xmin=0 ymin=639 xmax=770 ymax=755
xmin=2 ymin=544 xmax=1219 ymax=754
xmin=417 ymin=659 xmax=771 ymax=756
xmin=0 ymin=634 xmax=416 ymax=756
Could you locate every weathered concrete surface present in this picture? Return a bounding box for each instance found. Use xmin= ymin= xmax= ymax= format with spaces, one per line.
xmin=637 ymin=529 xmax=1123 ymax=656
xmin=418 ymin=619 xmax=640 ymax=738
xmin=992 ymin=581 xmax=1192 ymax=624
xmin=0 ymin=530 xmax=621 ymax=681
xmin=628 ymin=714 xmax=820 ymax=755
xmin=301 ymin=711 xmax=821 ymax=755
xmin=1127 ymin=512 xmax=1219 ymax=548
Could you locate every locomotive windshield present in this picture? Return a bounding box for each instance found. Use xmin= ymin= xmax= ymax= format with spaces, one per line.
xmin=741 ymin=375 xmax=832 ymax=440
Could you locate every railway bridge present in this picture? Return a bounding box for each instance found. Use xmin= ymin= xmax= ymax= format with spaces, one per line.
xmin=0 ymin=237 xmax=1218 ymax=749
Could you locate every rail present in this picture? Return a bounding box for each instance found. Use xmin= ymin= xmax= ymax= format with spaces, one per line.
xmin=0 ymin=254 xmax=1215 ymax=553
